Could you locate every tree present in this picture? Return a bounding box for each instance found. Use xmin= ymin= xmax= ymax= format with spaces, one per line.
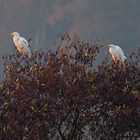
xmin=0 ymin=34 xmax=140 ymax=140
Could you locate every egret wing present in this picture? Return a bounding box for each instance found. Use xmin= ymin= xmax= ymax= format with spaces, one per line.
xmin=116 ymin=46 xmax=126 ymax=61
xmin=18 ymin=37 xmax=31 ymax=58
xmin=20 ymin=37 xmax=28 ymax=47
xmin=115 ymin=46 xmax=125 ymax=56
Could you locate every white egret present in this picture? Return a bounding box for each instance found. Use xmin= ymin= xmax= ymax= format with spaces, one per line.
xmin=10 ymin=32 xmax=31 ymax=59
xmin=105 ymin=44 xmax=127 ymax=65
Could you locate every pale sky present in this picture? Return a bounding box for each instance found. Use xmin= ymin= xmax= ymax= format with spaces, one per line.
xmin=0 ymin=0 xmax=140 ymax=76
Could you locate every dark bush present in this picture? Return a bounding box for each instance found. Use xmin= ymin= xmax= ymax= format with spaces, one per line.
xmin=0 ymin=34 xmax=140 ymax=140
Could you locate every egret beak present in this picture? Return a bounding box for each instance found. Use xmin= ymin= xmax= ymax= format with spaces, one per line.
xmin=3 ymin=32 xmax=12 ymax=36
xmin=5 ymin=33 xmax=12 ymax=36
xmin=8 ymin=33 xmax=14 ymax=38
xmin=9 ymin=33 xmax=12 ymax=36
xmin=103 ymin=44 xmax=110 ymax=48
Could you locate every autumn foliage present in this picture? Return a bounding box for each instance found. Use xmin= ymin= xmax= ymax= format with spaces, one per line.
xmin=0 ymin=34 xmax=140 ymax=140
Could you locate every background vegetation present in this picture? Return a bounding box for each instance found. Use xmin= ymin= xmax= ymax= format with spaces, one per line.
xmin=0 ymin=34 xmax=140 ymax=140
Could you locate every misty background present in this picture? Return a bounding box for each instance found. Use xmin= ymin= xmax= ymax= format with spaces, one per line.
xmin=0 ymin=0 xmax=140 ymax=77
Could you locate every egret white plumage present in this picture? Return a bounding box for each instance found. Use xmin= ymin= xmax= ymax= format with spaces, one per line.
xmin=10 ymin=32 xmax=31 ymax=59
xmin=105 ymin=44 xmax=127 ymax=64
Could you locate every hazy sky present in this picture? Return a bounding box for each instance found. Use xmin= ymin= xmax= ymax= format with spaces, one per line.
xmin=0 ymin=0 xmax=140 ymax=76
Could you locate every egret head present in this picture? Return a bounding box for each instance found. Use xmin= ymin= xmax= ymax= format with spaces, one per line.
xmin=10 ymin=32 xmax=20 ymax=38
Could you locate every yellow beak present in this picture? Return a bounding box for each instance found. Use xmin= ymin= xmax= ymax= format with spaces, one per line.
xmin=9 ymin=33 xmax=12 ymax=36
xmin=5 ymin=33 xmax=12 ymax=36
xmin=103 ymin=44 xmax=110 ymax=48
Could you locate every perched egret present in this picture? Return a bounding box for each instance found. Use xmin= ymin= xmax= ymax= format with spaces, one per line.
xmin=10 ymin=32 xmax=31 ymax=59
xmin=105 ymin=44 xmax=127 ymax=64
